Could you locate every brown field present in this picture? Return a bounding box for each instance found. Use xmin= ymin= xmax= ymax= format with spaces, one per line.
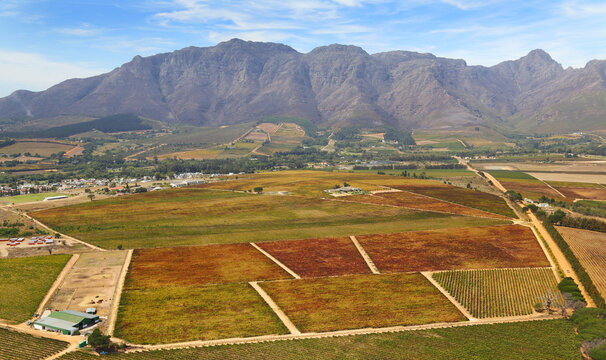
xmin=362 ymin=132 xmax=385 ymax=140
xmin=394 ymin=184 xmax=515 ymax=218
xmin=0 ymin=141 xmax=75 ymax=157
xmin=357 ymin=225 xmax=549 ymax=273
xmin=343 ymin=191 xmax=507 ymax=219
xmin=256 ymin=237 xmax=371 ymax=278
xmin=244 ymin=131 xmax=268 ymax=141
xmin=499 ymin=180 xmax=564 ymax=200
xmin=556 ymin=226 xmax=606 ymax=297
xmin=48 ymin=251 xmax=127 ymax=318
xmin=115 ymin=283 xmax=288 ymax=344
xmin=157 ymin=147 xmax=222 ymax=160
xmin=256 ymin=122 xmax=281 ymax=134
xmin=528 ymin=172 xmax=606 ymax=184
xmin=548 ymin=183 xmax=606 ymax=200
xmin=125 ymin=243 xmax=292 ymax=290
xmin=259 ymin=273 xmax=466 ymax=332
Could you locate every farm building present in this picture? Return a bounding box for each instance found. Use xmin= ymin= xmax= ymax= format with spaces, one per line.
xmin=44 ymin=195 xmax=68 ymax=201
xmin=33 ymin=310 xmax=99 ymax=335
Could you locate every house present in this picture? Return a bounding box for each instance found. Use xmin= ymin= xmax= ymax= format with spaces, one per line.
xmin=33 ymin=310 xmax=99 ymax=335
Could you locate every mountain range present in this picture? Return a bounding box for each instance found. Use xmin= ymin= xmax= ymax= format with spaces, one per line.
xmin=1 ymin=38 xmax=605 ymax=132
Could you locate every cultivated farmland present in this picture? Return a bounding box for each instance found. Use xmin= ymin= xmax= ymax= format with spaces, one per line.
xmin=57 ymin=320 xmax=580 ymax=360
xmin=357 ymin=225 xmax=549 ymax=273
xmin=30 ymin=187 xmax=503 ymax=249
xmin=115 ymin=283 xmax=288 ymax=344
xmin=126 ymin=244 xmax=292 ymax=289
xmin=259 ymin=273 xmax=466 ymax=332
xmin=344 ymin=191 xmax=508 ymax=219
xmin=0 ymin=254 xmax=71 ymax=322
xmin=556 ymin=226 xmax=606 ymax=297
xmin=0 ymin=327 xmax=69 ymax=360
xmin=487 ymin=171 xmax=564 ymax=200
xmin=432 ymin=268 xmax=562 ymax=318
xmin=256 ymin=237 xmax=371 ymax=278
xmin=547 ymin=181 xmax=606 ymax=200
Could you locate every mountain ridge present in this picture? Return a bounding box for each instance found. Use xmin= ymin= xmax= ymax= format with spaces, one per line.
xmin=1 ymin=38 xmax=605 ymax=132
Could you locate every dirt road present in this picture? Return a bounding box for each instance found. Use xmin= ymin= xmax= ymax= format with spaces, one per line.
xmin=106 ymin=249 xmax=133 ymax=335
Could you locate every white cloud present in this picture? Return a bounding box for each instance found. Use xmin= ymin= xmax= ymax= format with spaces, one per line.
xmin=0 ymin=50 xmax=108 ymax=97
xmin=55 ymin=24 xmax=107 ymax=37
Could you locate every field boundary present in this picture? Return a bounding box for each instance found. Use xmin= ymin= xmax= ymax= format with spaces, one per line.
xmin=35 ymin=254 xmax=79 ymax=317
xmin=349 ymin=235 xmax=380 ymax=274
xmin=421 ymin=271 xmax=477 ymax=321
xmin=528 ymin=225 xmax=561 ymax=281
xmin=537 ymin=178 xmax=566 ymax=198
xmin=106 ymin=249 xmax=133 ymax=335
xmin=250 ymin=242 xmax=301 ymax=279
xmin=249 ymin=281 xmax=300 ymax=335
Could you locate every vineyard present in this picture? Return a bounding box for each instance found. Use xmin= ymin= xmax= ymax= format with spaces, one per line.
xmin=556 ymin=226 xmax=606 ymax=298
xmin=0 ymin=327 xmax=68 ymax=360
xmin=432 ymin=268 xmax=563 ymax=318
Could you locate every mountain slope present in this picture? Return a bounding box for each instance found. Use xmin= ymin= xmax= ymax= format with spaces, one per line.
xmin=1 ymin=39 xmax=605 ymax=132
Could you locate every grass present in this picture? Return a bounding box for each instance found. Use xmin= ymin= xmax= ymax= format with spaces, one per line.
xmin=353 ymin=168 xmax=476 ymax=178
xmin=259 ymin=273 xmax=466 ymax=332
xmin=0 ymin=141 xmax=74 ymax=157
xmin=126 ymin=244 xmax=292 ymax=290
xmin=357 ymin=225 xmax=550 ymax=273
xmin=31 ymin=187 xmax=503 ymax=249
xmin=0 ymin=327 xmax=69 ymax=360
xmin=256 ymin=237 xmax=371 ymax=278
xmin=58 ymin=319 xmax=580 ymax=359
xmin=114 ymin=283 xmax=288 ymax=344
xmin=433 ymin=268 xmax=562 ymax=318
xmin=1 ymin=192 xmax=67 ymax=204
xmin=0 ymin=254 xmax=71 ymax=322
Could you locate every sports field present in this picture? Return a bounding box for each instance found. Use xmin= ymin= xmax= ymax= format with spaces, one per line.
xmin=356 ymin=225 xmax=549 ymax=273
xmin=57 ymin=320 xmax=580 ymax=359
xmin=30 ymin=187 xmax=503 ymax=249
xmin=256 ymin=237 xmax=371 ymax=278
xmin=0 ymin=254 xmax=71 ymax=322
xmin=259 ymin=273 xmax=466 ymax=332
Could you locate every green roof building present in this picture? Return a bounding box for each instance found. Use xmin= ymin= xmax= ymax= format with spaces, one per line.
xmin=33 ymin=310 xmax=99 ymax=335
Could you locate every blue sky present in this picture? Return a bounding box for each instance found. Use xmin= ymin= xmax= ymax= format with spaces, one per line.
xmin=1 ymin=0 xmax=606 ymax=97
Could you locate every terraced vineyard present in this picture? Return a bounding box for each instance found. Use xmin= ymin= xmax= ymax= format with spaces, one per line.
xmin=0 ymin=327 xmax=69 ymax=360
xmin=432 ymin=268 xmax=562 ymax=318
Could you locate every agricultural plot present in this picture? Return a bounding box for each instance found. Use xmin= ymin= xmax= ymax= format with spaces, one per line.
xmin=396 ymin=184 xmax=515 ymax=217
xmin=126 ymin=244 xmax=291 ymax=290
xmin=432 ymin=268 xmax=562 ymax=318
xmin=1 ymin=192 xmax=68 ymax=204
xmin=0 ymin=327 xmax=69 ymax=360
xmin=0 ymin=140 xmax=74 ymax=157
xmin=547 ymin=181 xmax=606 ymax=200
xmin=557 ymin=226 xmax=606 ymax=297
xmin=115 ymin=283 xmax=288 ymax=344
xmin=58 ymin=320 xmax=580 ymax=360
xmin=259 ymin=273 xmax=466 ymax=332
xmin=357 ymin=225 xmax=549 ymax=273
xmin=256 ymin=123 xmax=306 ymax=155
xmin=0 ymin=254 xmax=71 ymax=322
xmin=48 ymin=251 xmax=127 ymax=318
xmin=30 ymin=187 xmax=501 ymax=249
xmin=256 ymin=237 xmax=371 ymax=278
xmin=487 ymin=171 xmax=564 ymax=200
xmin=344 ymin=191 xmax=508 ymax=219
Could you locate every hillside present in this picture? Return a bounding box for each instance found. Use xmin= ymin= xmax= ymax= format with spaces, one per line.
xmin=1 ymin=39 xmax=605 ymax=133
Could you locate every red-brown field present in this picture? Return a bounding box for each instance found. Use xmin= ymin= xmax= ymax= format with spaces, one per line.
xmin=256 ymin=237 xmax=371 ymax=278
xmin=256 ymin=122 xmax=281 ymax=134
xmin=395 ymin=184 xmax=515 ymax=218
xmin=550 ymin=185 xmax=606 ymax=200
xmin=125 ymin=243 xmax=292 ymax=290
xmin=259 ymin=273 xmax=466 ymax=332
xmin=357 ymin=225 xmax=549 ymax=273
xmin=344 ymin=191 xmax=508 ymax=219
xmin=499 ymin=180 xmax=564 ymax=200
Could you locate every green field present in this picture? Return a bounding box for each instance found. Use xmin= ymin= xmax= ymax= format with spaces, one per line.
xmin=0 ymin=327 xmax=69 ymax=360
xmin=58 ymin=320 xmax=580 ymax=359
xmin=115 ymin=283 xmax=288 ymax=344
xmin=0 ymin=255 xmax=71 ymax=322
xmin=433 ymin=268 xmax=562 ymax=318
xmin=259 ymin=273 xmax=466 ymax=332
xmin=1 ymin=192 xmax=68 ymax=204
xmin=30 ymin=188 xmax=503 ymax=249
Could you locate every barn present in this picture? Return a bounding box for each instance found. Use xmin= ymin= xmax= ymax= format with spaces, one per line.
xmin=33 ymin=310 xmax=99 ymax=335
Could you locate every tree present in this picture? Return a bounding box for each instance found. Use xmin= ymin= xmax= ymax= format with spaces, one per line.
xmin=87 ymin=194 xmax=95 ymax=201
xmin=88 ymin=328 xmax=111 ymax=350
xmin=548 ymin=209 xmax=566 ymax=224
xmin=254 ymin=186 xmax=263 ymax=193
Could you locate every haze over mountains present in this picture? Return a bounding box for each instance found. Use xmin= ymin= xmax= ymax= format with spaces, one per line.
xmin=1 ymin=39 xmax=605 ymax=132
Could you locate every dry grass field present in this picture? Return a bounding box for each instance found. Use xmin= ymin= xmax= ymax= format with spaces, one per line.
xmin=357 ymin=225 xmax=549 ymax=273
xmin=31 ymin=187 xmax=503 ymax=249
xmin=259 ymin=273 xmax=466 ymax=332
xmin=126 ymin=244 xmax=292 ymax=290
xmin=0 ymin=140 xmax=75 ymax=157
xmin=556 ymin=226 xmax=606 ymax=297
xmin=256 ymin=123 xmax=306 ymax=155
xmin=343 ymin=191 xmax=507 ymax=219
xmin=432 ymin=268 xmax=562 ymax=318
xmin=255 ymin=122 xmax=281 ymax=134
xmin=115 ymin=283 xmax=288 ymax=344
xmin=256 ymin=237 xmax=371 ymax=278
